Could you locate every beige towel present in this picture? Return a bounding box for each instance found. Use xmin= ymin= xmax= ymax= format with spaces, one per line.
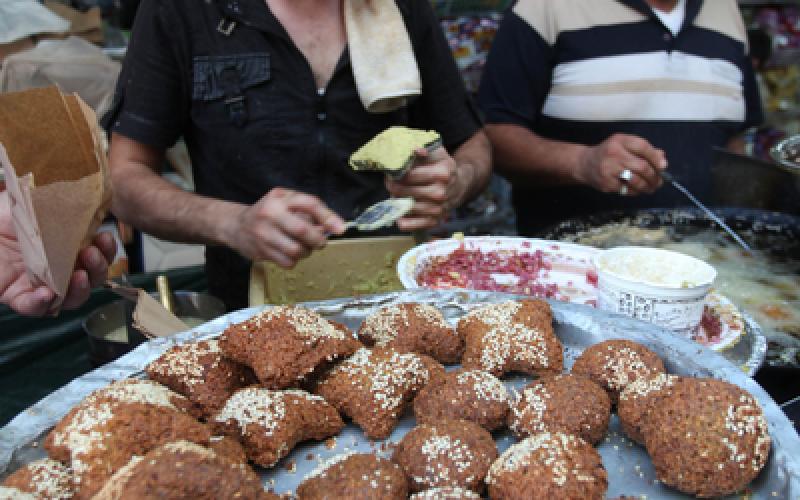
xmin=344 ymin=0 xmax=421 ymax=113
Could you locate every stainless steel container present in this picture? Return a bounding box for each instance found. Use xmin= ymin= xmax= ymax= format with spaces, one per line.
xmin=83 ymin=291 xmax=225 ymax=366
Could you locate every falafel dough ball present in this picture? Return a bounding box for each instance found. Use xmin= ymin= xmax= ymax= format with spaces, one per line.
xmin=219 ymin=305 xmax=362 ymax=389
xmin=314 ymin=347 xmax=439 ymax=439
xmin=296 ymin=453 xmax=408 ymax=500
xmin=509 ymin=374 xmax=611 ymax=445
xmin=413 ymin=369 xmax=509 ymax=431
xmin=90 ymin=441 xmax=276 ymax=500
xmin=211 ymin=387 xmax=343 ymax=468
xmin=1 ymin=458 xmax=73 ymax=500
xmin=642 ymin=378 xmax=771 ymax=498
xmin=459 ymin=300 xmax=563 ymax=378
xmin=145 ymin=339 xmax=256 ymax=417
xmin=486 ymin=432 xmax=607 ymax=500
xmin=571 ymin=339 xmax=665 ymax=403
xmin=45 ymin=401 xmax=214 ymax=499
xmin=617 ymin=373 xmax=680 ymax=444
xmin=393 ymin=419 xmax=497 ymax=493
xmin=359 ymin=303 xmax=464 ymax=363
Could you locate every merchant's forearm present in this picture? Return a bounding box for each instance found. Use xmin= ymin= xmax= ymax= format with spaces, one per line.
xmin=109 ymin=134 xmax=245 ymax=246
xmin=452 ymin=130 xmax=493 ymax=206
xmin=485 ymin=123 xmax=588 ymax=187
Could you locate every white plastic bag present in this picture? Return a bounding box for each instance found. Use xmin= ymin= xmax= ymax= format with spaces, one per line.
xmin=0 ymin=37 xmax=120 ymax=115
xmin=0 ymin=0 xmax=69 ymax=44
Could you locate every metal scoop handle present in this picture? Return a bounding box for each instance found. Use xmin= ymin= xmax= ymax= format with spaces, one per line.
xmin=344 ymin=197 xmax=414 ymax=232
xmin=660 ymin=170 xmax=752 ymax=252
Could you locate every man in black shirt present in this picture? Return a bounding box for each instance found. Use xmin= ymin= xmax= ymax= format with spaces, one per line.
xmin=107 ymin=0 xmax=491 ymax=310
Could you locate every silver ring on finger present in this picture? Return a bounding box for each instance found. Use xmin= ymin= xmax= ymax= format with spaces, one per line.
xmin=618 ymin=184 xmax=629 ymax=196
xmin=618 ymin=168 xmax=633 ymax=182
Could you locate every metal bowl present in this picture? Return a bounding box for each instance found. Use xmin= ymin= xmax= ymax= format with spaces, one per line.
xmin=83 ymin=291 xmax=225 ymax=367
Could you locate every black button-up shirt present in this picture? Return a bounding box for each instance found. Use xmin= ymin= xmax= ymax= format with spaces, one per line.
xmin=106 ymin=0 xmax=481 ymax=309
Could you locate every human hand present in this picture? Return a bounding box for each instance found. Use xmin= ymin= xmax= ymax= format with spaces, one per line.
xmin=0 ymin=191 xmax=117 ymax=316
xmin=385 ymin=146 xmax=465 ymax=231
xmin=226 ymin=187 xmax=346 ymax=268
xmin=576 ymin=134 xmax=667 ymax=196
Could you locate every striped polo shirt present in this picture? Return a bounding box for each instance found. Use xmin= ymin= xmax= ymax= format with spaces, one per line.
xmin=479 ymin=0 xmax=762 ymax=235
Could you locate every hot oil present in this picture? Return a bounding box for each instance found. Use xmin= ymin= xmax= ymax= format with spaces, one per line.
xmin=574 ymin=226 xmax=800 ymax=364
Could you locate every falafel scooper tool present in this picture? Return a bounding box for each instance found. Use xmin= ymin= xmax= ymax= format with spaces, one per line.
xmin=345 ymin=197 xmax=414 ymax=231
xmin=660 ymin=170 xmax=752 ymax=252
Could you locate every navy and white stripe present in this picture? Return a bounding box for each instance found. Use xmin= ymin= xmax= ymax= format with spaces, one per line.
xmin=478 ymin=0 xmax=763 ymax=234
xmin=544 ymin=50 xmax=746 ymax=122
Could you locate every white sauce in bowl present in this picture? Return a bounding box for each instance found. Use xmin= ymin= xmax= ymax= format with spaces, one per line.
xmin=594 ymin=246 xmax=716 ymax=289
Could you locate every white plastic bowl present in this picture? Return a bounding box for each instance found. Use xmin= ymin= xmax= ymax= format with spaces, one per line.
xmin=593 ymin=246 xmax=717 ymax=336
xmin=396 ymin=237 xmax=599 ymax=303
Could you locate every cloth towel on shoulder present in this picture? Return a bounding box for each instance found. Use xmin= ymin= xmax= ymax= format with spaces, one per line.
xmin=343 ymin=0 xmax=421 ymax=113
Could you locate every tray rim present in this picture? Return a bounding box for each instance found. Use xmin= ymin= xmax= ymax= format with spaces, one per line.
xmin=0 ymin=290 xmax=796 ymax=497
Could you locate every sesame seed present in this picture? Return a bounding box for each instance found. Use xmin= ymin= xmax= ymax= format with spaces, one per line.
xmin=619 ymin=373 xmax=678 ymax=402
xmin=463 ymin=302 xmax=550 ymax=373
xmin=362 ymin=303 xmax=452 ymax=346
xmin=409 ymin=487 xmax=482 ymax=499
xmin=147 ymin=340 xmax=222 ymax=385
xmin=416 ymin=430 xmax=476 ymax=484
xmin=13 ymin=459 xmax=72 ymax=500
xmin=250 ymin=306 xmax=348 ymax=342
xmin=510 ymin=385 xmax=551 ymax=435
xmin=600 ymin=347 xmax=653 ymax=391
xmin=213 ymin=388 xmax=318 ymax=436
xmin=455 ymin=370 xmax=508 ymax=403
xmin=303 ymin=452 xmax=357 ymax=481
xmin=487 ymin=432 xmax=591 ymax=488
xmin=163 ymin=441 xmax=216 ymax=459
xmin=84 ymin=379 xmax=185 ymax=411
xmin=51 ymin=402 xmax=117 ymax=479
xmin=328 ymin=348 xmax=429 ymax=411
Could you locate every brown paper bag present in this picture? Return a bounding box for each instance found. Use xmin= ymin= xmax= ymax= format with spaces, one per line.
xmin=133 ymin=291 xmax=190 ymax=338
xmin=106 ymin=281 xmax=189 ymax=338
xmin=0 ymin=86 xmax=111 ymax=308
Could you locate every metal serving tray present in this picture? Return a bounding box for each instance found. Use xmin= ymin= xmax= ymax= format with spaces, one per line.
xmin=1 ymin=290 xmax=797 ymax=499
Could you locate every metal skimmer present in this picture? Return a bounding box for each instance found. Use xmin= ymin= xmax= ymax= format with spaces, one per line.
xmin=661 ymin=170 xmax=752 ymax=252
xmin=344 ymin=197 xmax=414 ymax=231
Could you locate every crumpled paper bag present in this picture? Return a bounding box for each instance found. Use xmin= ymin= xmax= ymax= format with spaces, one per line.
xmin=0 ymin=37 xmax=121 ymax=116
xmin=0 ymin=86 xmax=111 ymax=309
xmin=105 ymin=281 xmax=189 ymax=339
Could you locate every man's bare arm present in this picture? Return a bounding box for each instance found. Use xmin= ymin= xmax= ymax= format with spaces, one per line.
xmin=109 ymin=133 xmax=345 ymax=268
xmin=485 ymin=123 xmax=666 ymax=195
xmin=485 ymin=123 xmax=586 ymax=188
xmin=452 ymin=129 xmax=493 ymax=206
xmin=109 ymin=133 xmax=243 ymax=246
